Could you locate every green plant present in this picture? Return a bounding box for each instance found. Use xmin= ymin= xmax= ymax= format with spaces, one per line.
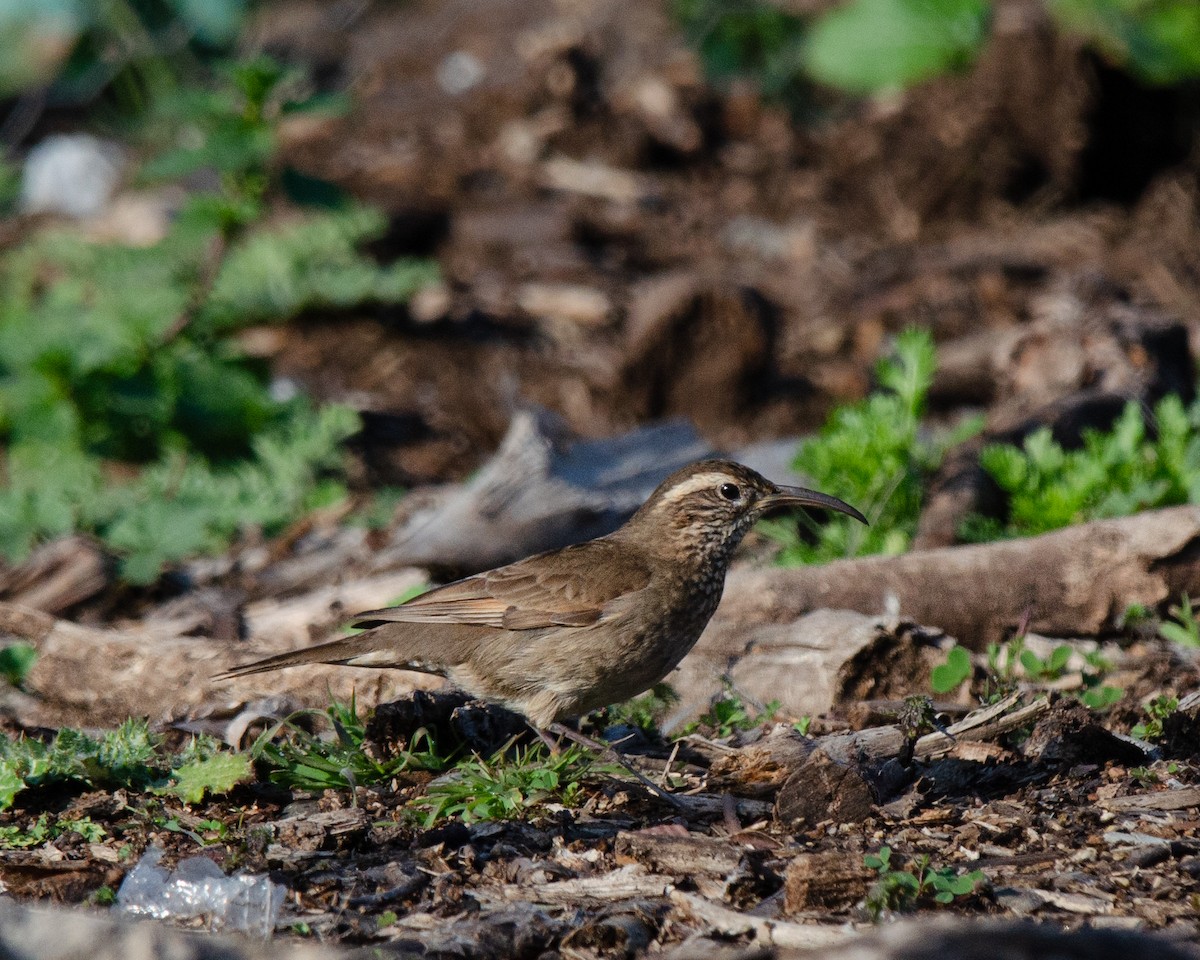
xmin=1131 ymin=762 xmax=1179 ymax=788
xmin=767 ymin=329 xmax=970 ymax=565
xmin=685 ymin=692 xmax=781 ymax=738
xmin=0 ymin=721 xmax=250 ymax=811
xmin=1019 ymin=643 xmax=1073 ymax=681
xmin=90 ymin=885 xmax=117 ymax=907
xmin=252 ymin=695 xmax=448 ymax=792
xmin=0 ymin=813 xmax=107 ymax=849
xmin=931 ymin=646 xmax=973 ymax=694
xmin=1048 ymin=0 xmax=1200 ymax=85
xmin=981 ymin=636 xmax=1024 ymax=703
xmin=1159 ymin=594 xmax=1200 ymax=649
xmin=971 ymin=396 xmax=1200 ymax=541
xmin=0 ymin=0 xmax=252 ymax=105
xmin=806 ymin=0 xmax=989 ymax=94
xmin=159 ymin=753 xmax=253 ymax=804
xmin=676 ymin=0 xmax=1200 ymax=101
xmin=604 ymin=683 xmax=681 ymax=734
xmin=864 ymin=846 xmax=986 ymax=918
xmin=793 ymin=715 xmax=812 ymax=736
xmin=1079 ymin=684 xmax=1124 ymax=710
xmin=0 ymin=58 xmax=434 ymax=584
xmin=671 ymin=0 xmax=811 ymax=106
xmin=413 ymin=742 xmax=600 ymax=826
xmin=0 ymin=644 xmax=37 ymax=689
xmin=347 ymin=488 xmax=408 ymax=530
xmin=1131 ymin=694 xmax=1179 ymax=741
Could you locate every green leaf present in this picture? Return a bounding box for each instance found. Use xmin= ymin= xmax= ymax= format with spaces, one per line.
xmin=1048 ymin=0 xmax=1200 ymax=85
xmin=160 ymin=753 xmax=253 ymax=804
xmin=930 ymin=645 xmax=972 ymax=693
xmin=805 ymin=0 xmax=989 ymax=94
xmin=1048 ymin=645 xmax=1073 ymax=674
xmin=1019 ymin=649 xmax=1043 ymax=676
xmin=0 ymin=761 xmax=26 ymax=810
xmin=0 ymin=644 xmax=37 ymax=688
xmin=1079 ymin=685 xmax=1123 ymax=710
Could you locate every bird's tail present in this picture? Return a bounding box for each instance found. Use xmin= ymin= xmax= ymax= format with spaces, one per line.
xmin=214 ymin=633 xmax=436 ymax=682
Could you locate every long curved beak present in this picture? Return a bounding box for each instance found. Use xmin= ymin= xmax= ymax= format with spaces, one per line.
xmin=760 ymin=485 xmax=868 ymax=525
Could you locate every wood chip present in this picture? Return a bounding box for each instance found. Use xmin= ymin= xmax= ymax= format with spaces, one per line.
xmin=668 ymin=890 xmax=856 ymax=950
xmin=783 ymin=851 xmax=874 ymax=913
xmin=477 ymin=864 xmax=674 ymax=906
xmin=1099 ymin=787 xmax=1200 ymax=812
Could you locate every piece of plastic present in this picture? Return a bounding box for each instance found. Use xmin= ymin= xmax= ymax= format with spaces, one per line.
xmin=116 ymin=845 xmax=285 ymax=938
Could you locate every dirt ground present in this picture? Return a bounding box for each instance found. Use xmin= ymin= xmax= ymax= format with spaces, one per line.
xmin=2 ymin=0 xmax=1200 ymax=956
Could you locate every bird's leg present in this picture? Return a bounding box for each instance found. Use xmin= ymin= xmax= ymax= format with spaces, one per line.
xmin=543 ymin=721 xmax=686 ymax=812
xmin=531 ymin=724 xmax=562 ymax=755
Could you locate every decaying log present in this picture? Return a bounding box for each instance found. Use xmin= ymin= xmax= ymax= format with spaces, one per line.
xmin=475 ymin=864 xmax=673 ymax=906
xmin=243 ymin=569 xmax=428 ymax=648
xmin=706 ymin=695 xmax=1049 ymax=823
xmin=615 ymin=831 xmax=746 ymax=878
xmin=783 ymin=850 xmax=874 ymax=913
xmin=1022 ymin=698 xmax=1150 ymax=767
xmin=710 ymin=694 xmax=1044 ymax=781
xmin=668 ymin=611 xmax=943 ymax=732
xmin=707 ymin=505 xmax=1200 ymax=653
xmin=0 ymin=593 xmax=433 ymax=729
xmin=774 ymin=749 xmax=875 ymax=827
xmin=1099 ymin=786 xmax=1200 ymax=813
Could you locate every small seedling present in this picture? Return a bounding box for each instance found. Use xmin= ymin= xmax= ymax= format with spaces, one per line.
xmin=346 ymin=488 xmax=407 ymax=530
xmin=1079 ymin=685 xmax=1124 ymax=711
xmin=90 ymin=885 xmax=117 ymax=907
xmin=1160 ymin=595 xmax=1200 ymax=649
xmin=685 ymin=692 xmax=781 ymax=738
xmin=1019 ymin=644 xmax=1073 ymax=681
xmin=892 ymin=695 xmax=952 ymax=765
xmin=1119 ymin=603 xmax=1155 ymax=631
xmin=603 ymin=683 xmax=680 ymax=734
xmin=863 ymin=846 xmax=985 ymax=919
xmin=930 ymin=646 xmax=972 ymax=694
xmin=1131 ymin=694 xmax=1179 ymax=741
xmin=0 ymin=814 xmax=107 ymax=849
xmin=793 ymin=716 xmax=812 ymax=736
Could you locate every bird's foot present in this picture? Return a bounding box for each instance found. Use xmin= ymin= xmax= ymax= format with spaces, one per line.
xmin=541 ymin=722 xmax=686 ymax=813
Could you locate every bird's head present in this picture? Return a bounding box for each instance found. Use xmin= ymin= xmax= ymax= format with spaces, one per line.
xmin=620 ymin=459 xmax=866 ymax=563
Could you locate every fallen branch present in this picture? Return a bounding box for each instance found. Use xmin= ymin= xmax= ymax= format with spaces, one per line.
xmin=707 ymin=505 xmax=1200 ymax=651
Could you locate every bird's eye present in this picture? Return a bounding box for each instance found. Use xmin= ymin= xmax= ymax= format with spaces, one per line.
xmin=718 ymin=482 xmax=742 ymax=502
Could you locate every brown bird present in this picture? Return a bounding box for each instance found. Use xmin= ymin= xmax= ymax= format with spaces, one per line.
xmin=219 ymin=459 xmax=864 ymax=793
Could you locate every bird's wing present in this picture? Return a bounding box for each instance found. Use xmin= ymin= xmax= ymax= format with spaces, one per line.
xmin=350 ymin=541 xmax=652 ymax=631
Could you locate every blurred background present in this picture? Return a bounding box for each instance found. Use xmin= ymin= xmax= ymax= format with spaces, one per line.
xmin=0 ymin=0 xmax=1199 ymax=609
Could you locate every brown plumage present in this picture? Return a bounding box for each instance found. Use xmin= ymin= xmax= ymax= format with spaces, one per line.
xmin=217 ymin=459 xmax=865 ymax=729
